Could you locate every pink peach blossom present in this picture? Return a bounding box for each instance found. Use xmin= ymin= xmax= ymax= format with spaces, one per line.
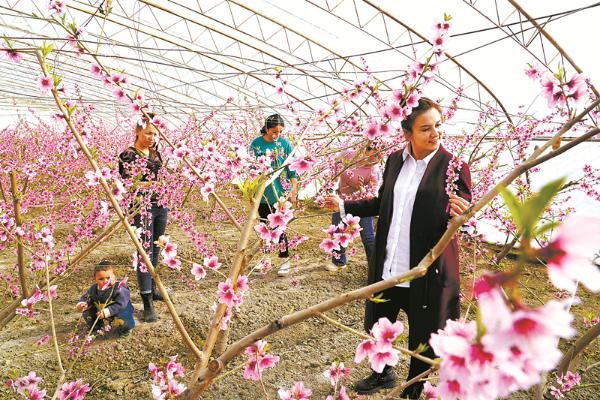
xmin=38 ymin=75 xmax=53 ymax=95
xmin=267 ymin=212 xmax=287 ymax=229
xmin=84 ymin=170 xmax=100 ymax=186
xmin=369 ymin=341 xmax=400 ymax=373
xmin=1 ymin=47 xmax=23 ymax=63
xmin=422 ymin=381 xmax=439 ymax=399
xmin=203 ymin=255 xmax=221 ymax=270
xmin=90 ymin=63 xmax=102 ymax=77
xmin=278 ymin=381 xmax=312 ymax=400
xmin=323 ymin=361 xmax=350 ymax=386
xmin=543 ymin=215 xmax=600 ymax=292
xmin=113 ymin=87 xmax=128 ymax=103
xmin=236 ymin=275 xmax=249 ymax=293
xmin=162 ymin=242 xmax=178 ymax=258
xmin=319 ymin=238 xmax=340 ymax=254
xmin=36 ymin=335 xmax=50 ymax=346
xmin=163 ymin=256 xmax=181 ymax=271
xmin=57 ymin=379 xmax=91 ymax=400
xmin=371 ymin=317 xmax=404 ymax=344
xmin=47 ymin=0 xmax=66 ymax=16
xmin=191 ymin=263 xmax=206 ymax=280
xmin=289 ymin=157 xmax=315 ymax=174
xmin=243 ymin=340 xmax=280 ymax=381
xmin=254 ymin=222 xmax=272 ymax=242
xmin=354 ymin=338 xmax=376 ymax=364
xmin=217 ymin=279 xmax=237 ymax=306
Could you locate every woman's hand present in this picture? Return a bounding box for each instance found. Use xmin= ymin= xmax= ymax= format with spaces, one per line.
xmin=357 ymin=175 xmax=365 ymax=188
xmin=76 ymin=302 xmax=88 ymax=312
xmin=449 ymin=194 xmax=470 ymax=218
xmin=323 ymin=194 xmax=342 ymax=212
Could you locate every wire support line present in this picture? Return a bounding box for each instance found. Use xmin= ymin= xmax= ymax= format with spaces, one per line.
xmin=1 ymin=1 xmax=594 ymax=73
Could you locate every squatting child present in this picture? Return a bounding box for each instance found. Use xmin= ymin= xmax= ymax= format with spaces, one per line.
xmin=76 ymin=260 xmax=135 ymax=337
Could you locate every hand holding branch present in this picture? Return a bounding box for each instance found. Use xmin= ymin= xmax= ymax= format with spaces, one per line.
xmin=323 ymin=194 xmax=341 ymax=212
xmin=449 ymin=194 xmax=470 ymax=218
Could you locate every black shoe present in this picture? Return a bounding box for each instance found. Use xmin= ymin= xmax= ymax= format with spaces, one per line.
xmin=118 ymin=328 xmax=132 ymax=338
xmin=152 ymin=283 xmax=174 ymax=303
xmin=400 ymin=382 xmax=424 ymax=399
xmin=141 ymin=293 xmax=158 ymax=322
xmin=354 ymin=369 xmax=398 ymax=395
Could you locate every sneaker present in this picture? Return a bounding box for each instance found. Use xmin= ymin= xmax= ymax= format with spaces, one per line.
xmin=354 ymin=369 xmax=398 ymax=395
xmin=277 ymin=261 xmax=291 ymax=276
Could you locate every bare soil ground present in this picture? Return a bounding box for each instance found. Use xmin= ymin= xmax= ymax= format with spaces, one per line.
xmin=0 ymin=203 xmax=598 ymax=399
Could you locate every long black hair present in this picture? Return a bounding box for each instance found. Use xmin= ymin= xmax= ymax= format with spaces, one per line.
xmin=260 ymin=113 xmax=285 ymax=135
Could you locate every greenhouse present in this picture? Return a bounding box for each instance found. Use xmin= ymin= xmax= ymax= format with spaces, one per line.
xmin=0 ymin=1 xmax=599 ymax=399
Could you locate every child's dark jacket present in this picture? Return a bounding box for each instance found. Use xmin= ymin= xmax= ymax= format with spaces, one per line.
xmin=80 ymin=281 xmax=132 ymax=318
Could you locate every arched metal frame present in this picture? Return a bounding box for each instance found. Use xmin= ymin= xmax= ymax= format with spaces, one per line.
xmin=0 ymin=0 xmax=595 ymax=127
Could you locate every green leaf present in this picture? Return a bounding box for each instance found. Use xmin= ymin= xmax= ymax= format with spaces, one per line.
xmin=444 ymin=13 xmax=452 ymax=22
xmin=475 ymin=306 xmax=486 ymax=341
xmin=499 ymin=185 xmax=523 ymax=232
xmin=521 ymin=177 xmax=565 ymax=238
xmin=413 ymin=343 xmax=429 ymax=354
xmin=67 ymin=105 xmax=77 ymax=118
xmin=555 ymin=64 xmax=565 ymax=82
xmin=52 ymin=74 xmax=62 ymax=88
xmin=41 ymin=41 xmax=54 ymax=60
xmin=368 ymin=293 xmax=390 ymax=304
xmin=2 ymin=35 xmax=13 ymax=48
xmin=534 ymin=221 xmax=560 ymax=237
xmin=88 ymin=146 xmax=98 ymax=160
xmin=236 ymin=175 xmax=264 ymax=202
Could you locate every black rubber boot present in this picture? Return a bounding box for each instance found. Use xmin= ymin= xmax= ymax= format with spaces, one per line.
xmin=151 ymin=281 xmax=163 ymax=301
xmin=151 ymin=281 xmax=174 ymax=303
xmin=354 ymin=366 xmax=397 ymax=395
xmin=141 ymin=293 xmax=158 ymax=322
xmin=400 ymin=382 xmax=424 ymax=399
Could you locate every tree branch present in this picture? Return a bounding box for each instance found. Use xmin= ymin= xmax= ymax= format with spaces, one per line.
xmin=382 ymin=367 xmax=437 ymax=400
xmin=9 ymin=171 xmax=30 ymax=299
xmin=557 ymin=321 xmax=600 ymax=376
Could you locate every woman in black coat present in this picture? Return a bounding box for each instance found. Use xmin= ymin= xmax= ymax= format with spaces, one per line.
xmin=325 ymin=98 xmax=471 ymax=398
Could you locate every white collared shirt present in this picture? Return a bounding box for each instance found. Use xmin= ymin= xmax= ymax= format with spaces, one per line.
xmin=382 ymin=146 xmax=438 ymax=287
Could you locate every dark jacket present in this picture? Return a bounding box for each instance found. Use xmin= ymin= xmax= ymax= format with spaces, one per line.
xmin=118 ymin=147 xmax=163 ymax=202
xmin=118 ymin=147 xmax=163 ymax=181
xmin=344 ymin=146 xmax=472 ymax=339
xmin=80 ymin=282 xmax=132 ymax=318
